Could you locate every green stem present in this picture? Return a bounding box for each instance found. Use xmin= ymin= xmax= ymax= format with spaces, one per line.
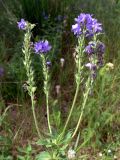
xmin=22 ymin=24 xmax=41 ymax=139
xmin=41 ymin=55 xmax=52 ymax=134
xmin=62 ymin=36 xmax=84 ymax=135
xmin=62 ymin=83 xmax=80 ymax=134
xmin=72 ymin=77 xmax=91 ymax=138
xmin=31 ymin=95 xmax=41 ymax=138
xmin=46 ymin=92 xmax=52 ymax=134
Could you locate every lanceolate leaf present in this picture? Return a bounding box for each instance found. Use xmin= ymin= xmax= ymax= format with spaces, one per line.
xmin=35 ymin=152 xmax=51 ymax=160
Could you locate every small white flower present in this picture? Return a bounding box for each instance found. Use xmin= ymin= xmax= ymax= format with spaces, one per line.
xmin=68 ymin=148 xmax=76 ymax=159
xmin=106 ymin=62 xmax=114 ymax=69
xmin=108 ymin=149 xmax=112 ymax=153
xmin=114 ymin=155 xmax=117 ymax=159
xmin=99 ymin=152 xmax=103 ymax=157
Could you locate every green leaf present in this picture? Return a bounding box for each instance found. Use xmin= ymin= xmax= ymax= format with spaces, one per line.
xmin=17 ymin=155 xmax=25 ymax=160
xmin=35 ymin=152 xmax=51 ymax=160
xmin=61 ymin=131 xmax=72 ymax=145
xmin=36 ymin=139 xmax=52 ymax=148
xmin=53 ymin=110 xmax=61 ymax=128
xmin=36 ymin=139 xmax=49 ymax=146
xmin=26 ymin=144 xmax=32 ymax=152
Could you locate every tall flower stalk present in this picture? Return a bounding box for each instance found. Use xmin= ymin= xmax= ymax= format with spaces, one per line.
xmin=18 ymin=19 xmax=41 ymax=138
xmin=71 ymin=13 xmax=105 ymax=139
xmin=63 ymin=13 xmax=105 ymax=138
xmin=34 ymin=40 xmax=52 ymax=134
xmin=72 ymin=76 xmax=91 ymax=138
xmin=62 ymin=36 xmax=84 ymax=134
xmin=41 ymin=55 xmax=52 ymax=134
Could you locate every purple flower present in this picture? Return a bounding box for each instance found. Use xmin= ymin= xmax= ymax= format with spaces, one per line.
xmin=85 ymin=63 xmax=97 ymax=80
xmin=17 ymin=19 xmax=27 ymax=30
xmin=85 ymin=41 xmax=105 ymax=67
xmin=0 ymin=67 xmax=4 ymax=77
xmin=46 ymin=61 xmax=51 ymax=69
xmin=72 ymin=13 xmax=93 ymax=36
xmin=75 ymin=13 xmax=87 ymax=24
xmin=85 ymin=41 xmax=105 ymax=55
xmin=86 ymin=18 xmax=102 ymax=36
xmin=72 ymin=24 xmax=82 ymax=36
xmin=46 ymin=61 xmax=51 ymax=66
xmin=34 ymin=40 xmax=52 ymax=54
xmin=97 ymin=41 xmax=105 ymax=66
xmin=85 ymin=42 xmax=96 ymax=54
xmin=72 ymin=13 xmax=103 ymax=37
xmin=75 ymin=13 xmax=93 ymax=25
xmin=91 ymin=18 xmax=102 ymax=33
xmin=85 ymin=63 xmax=96 ymax=70
xmin=97 ymin=55 xmax=104 ymax=66
xmin=97 ymin=41 xmax=105 ymax=53
xmin=92 ymin=72 xmax=97 ymax=79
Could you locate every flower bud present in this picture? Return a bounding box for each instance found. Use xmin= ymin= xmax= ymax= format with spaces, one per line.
xmin=55 ymin=85 xmax=61 ymax=95
xmin=46 ymin=61 xmax=51 ymax=69
xmin=60 ymin=58 xmax=65 ymax=67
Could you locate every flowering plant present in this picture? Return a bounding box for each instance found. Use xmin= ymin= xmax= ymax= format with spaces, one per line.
xmin=18 ymin=13 xmax=105 ymax=159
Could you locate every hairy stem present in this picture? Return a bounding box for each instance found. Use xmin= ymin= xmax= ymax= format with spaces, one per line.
xmin=41 ymin=55 xmax=52 ymax=134
xmin=62 ymin=36 xmax=84 ymax=135
xmin=62 ymin=84 xmax=80 ymax=134
xmin=23 ymin=25 xmax=41 ymax=138
xmin=72 ymin=77 xmax=90 ymax=138
xmin=31 ymin=95 xmax=41 ymax=138
xmin=46 ymin=92 xmax=52 ymax=134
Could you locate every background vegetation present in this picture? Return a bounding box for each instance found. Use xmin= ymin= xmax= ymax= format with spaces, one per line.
xmin=0 ymin=0 xmax=120 ymax=159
